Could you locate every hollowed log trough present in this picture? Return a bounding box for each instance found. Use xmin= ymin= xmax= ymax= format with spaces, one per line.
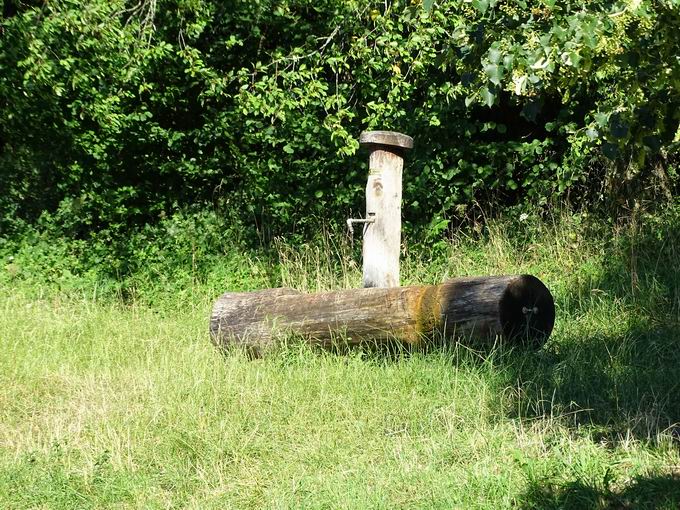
xmin=210 ymin=275 xmax=555 ymax=354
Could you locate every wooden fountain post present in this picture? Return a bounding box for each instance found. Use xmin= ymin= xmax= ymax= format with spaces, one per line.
xmin=354 ymin=131 xmax=413 ymax=288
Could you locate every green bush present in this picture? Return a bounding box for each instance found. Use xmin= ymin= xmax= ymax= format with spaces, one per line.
xmin=1 ymin=0 xmax=678 ymax=242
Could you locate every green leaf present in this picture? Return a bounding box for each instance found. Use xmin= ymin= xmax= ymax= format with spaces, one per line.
xmin=484 ymin=63 xmax=503 ymax=86
xmin=423 ymin=0 xmax=435 ymax=13
xmin=480 ymin=87 xmax=495 ymax=107
xmin=472 ymin=0 xmax=490 ymax=13
xmin=513 ymin=74 xmax=528 ymax=95
xmin=283 ymin=144 xmax=294 ymax=154
xmin=594 ymin=112 xmax=609 ymax=128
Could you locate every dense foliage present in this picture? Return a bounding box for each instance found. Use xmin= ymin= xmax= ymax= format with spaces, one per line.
xmin=1 ymin=0 xmax=679 ymax=244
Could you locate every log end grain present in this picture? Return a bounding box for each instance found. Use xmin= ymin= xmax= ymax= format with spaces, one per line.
xmin=498 ymin=274 xmax=555 ymax=346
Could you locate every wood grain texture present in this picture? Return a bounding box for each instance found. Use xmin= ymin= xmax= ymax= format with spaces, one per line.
xmin=363 ymin=148 xmax=403 ymax=288
xmin=210 ymin=275 xmax=555 ymax=354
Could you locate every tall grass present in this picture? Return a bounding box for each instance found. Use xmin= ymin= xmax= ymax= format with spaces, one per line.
xmin=1 ymin=207 xmax=680 ymax=508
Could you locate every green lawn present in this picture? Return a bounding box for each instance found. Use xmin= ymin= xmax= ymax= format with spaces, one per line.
xmin=2 ymin=211 xmax=680 ymax=508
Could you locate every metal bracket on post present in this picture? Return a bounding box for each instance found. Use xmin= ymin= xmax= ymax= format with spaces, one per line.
xmin=346 ymin=214 xmax=375 ymax=250
xmin=358 ymin=130 xmax=413 ymax=288
xmin=346 ymin=216 xmax=376 ymax=229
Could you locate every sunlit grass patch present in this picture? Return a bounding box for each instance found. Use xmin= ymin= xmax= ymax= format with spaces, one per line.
xmin=2 ymin=208 xmax=680 ymax=507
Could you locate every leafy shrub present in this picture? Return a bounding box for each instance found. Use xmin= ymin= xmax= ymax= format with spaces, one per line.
xmin=0 ymin=207 xmax=267 ymax=303
xmin=1 ymin=0 xmax=678 ymax=243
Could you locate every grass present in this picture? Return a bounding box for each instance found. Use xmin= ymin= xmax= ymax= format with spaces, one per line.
xmin=1 ymin=207 xmax=680 ymax=508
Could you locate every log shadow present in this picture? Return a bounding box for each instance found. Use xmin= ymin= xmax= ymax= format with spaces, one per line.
xmin=504 ymin=210 xmax=680 ymax=443
xmin=519 ymin=473 xmax=680 ymax=509
xmin=507 ymin=323 xmax=680 ymax=442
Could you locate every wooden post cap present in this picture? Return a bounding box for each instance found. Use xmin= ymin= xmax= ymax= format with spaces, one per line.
xmin=359 ymin=131 xmax=414 ymax=150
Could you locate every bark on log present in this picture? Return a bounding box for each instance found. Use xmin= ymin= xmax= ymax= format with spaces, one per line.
xmin=210 ymin=275 xmax=555 ymax=354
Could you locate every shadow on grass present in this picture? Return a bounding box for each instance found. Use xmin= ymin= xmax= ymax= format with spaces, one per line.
xmin=507 ymin=323 xmax=680 ymax=441
xmin=520 ymin=473 xmax=680 ymax=510
xmin=505 ymin=207 xmax=680 ymax=442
